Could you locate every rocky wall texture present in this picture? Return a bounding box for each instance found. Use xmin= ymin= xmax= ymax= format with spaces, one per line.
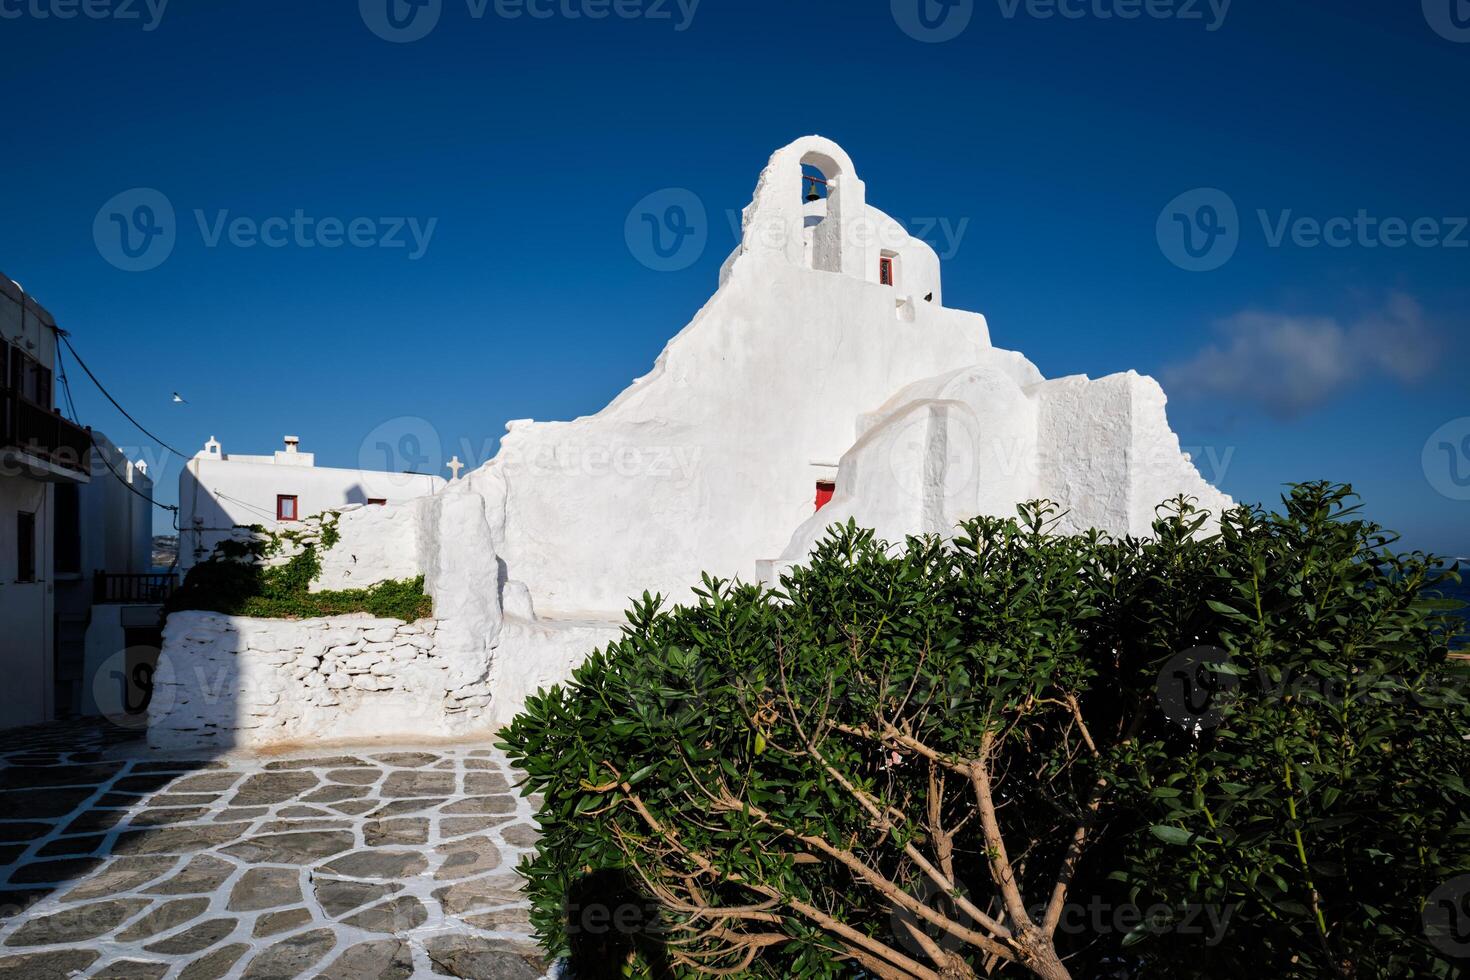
xmin=312 ymin=503 xmax=422 ymax=593
xmin=148 ymin=613 xmax=499 ymax=750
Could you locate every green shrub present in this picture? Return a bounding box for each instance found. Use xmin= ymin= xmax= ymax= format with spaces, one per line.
xmin=499 ymin=484 xmax=1468 ymax=979
xmin=167 ymin=534 xmax=431 ymax=622
xmin=320 ymin=513 xmax=342 ymax=551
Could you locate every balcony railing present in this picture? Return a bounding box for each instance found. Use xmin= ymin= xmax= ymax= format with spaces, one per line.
xmin=94 ymin=572 xmax=178 ymax=605
xmin=1 ymin=391 xmax=92 ymax=477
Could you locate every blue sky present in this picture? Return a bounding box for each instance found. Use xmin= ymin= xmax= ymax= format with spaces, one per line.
xmin=1 ymin=0 xmax=1466 ymax=556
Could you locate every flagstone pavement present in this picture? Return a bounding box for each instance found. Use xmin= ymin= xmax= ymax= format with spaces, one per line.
xmin=0 ymin=719 xmax=554 ymax=979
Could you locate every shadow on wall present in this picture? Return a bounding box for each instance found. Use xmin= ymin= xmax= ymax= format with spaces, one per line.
xmin=178 ymin=465 xmax=255 ymax=570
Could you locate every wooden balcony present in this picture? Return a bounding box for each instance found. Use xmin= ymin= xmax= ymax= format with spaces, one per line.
xmin=1 ymin=390 xmax=92 ymax=479
xmin=94 ymin=572 xmax=178 ymax=606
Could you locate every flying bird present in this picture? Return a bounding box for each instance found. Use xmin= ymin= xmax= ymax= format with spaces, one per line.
xmin=172 ymin=392 xmax=188 ymax=404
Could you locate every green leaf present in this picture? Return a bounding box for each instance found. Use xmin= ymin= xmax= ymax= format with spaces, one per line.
xmin=1150 ymin=825 xmax=1202 ymax=846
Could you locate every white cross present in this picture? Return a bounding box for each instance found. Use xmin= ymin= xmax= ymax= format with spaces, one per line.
xmin=446 ymin=456 xmax=465 ymax=480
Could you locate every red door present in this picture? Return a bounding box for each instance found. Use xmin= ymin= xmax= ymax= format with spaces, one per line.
xmin=815 ymin=481 xmax=836 ymax=511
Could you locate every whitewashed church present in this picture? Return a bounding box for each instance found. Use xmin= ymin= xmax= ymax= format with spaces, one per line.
xmin=151 ymin=137 xmax=1230 ymax=749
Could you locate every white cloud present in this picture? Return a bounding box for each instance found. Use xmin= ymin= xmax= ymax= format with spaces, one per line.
xmin=1161 ymin=294 xmax=1442 ymax=419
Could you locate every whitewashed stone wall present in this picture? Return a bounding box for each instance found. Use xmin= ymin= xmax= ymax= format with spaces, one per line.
xmin=149 ymin=612 xmax=502 ymax=750
xmin=150 ymin=490 xmax=507 ymax=751
xmin=313 ymin=502 xmax=422 ymax=592
xmin=764 ymin=360 xmax=1233 ymax=574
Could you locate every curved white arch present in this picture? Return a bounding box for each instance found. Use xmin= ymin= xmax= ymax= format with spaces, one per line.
xmin=738 ymin=135 xmax=870 ymax=278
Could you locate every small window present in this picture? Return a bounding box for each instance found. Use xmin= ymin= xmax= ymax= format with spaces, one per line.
xmin=16 ymin=511 xmax=36 ymax=583
xmin=276 ymin=495 xmax=299 ymax=522
xmin=879 ymin=256 xmax=895 ymax=287
xmin=815 ymin=481 xmax=836 ymax=512
xmin=367 ymin=498 xmax=387 ymax=506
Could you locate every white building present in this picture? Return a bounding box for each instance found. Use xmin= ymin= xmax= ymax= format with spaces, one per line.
xmin=178 ymin=435 xmax=446 ymax=571
xmin=457 ymin=136 xmax=1230 ymax=616
xmin=54 ymin=431 xmax=166 ymax=726
xmin=0 ymin=273 xmax=94 ymax=729
xmin=153 ymin=137 xmax=1232 ymax=750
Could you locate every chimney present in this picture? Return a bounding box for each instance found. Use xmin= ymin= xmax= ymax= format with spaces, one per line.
xmin=284 ymin=435 xmax=300 ymax=454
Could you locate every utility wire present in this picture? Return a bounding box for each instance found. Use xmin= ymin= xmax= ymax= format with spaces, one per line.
xmin=88 ymin=432 xmax=179 ymax=514
xmin=53 ymin=328 xmax=188 ymax=459
xmin=54 ymin=342 xmax=178 ymax=515
xmin=212 ymin=490 xmax=278 ymax=521
xmin=55 ymin=342 xmax=81 ymax=425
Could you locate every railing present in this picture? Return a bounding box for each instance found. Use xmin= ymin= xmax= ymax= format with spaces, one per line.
xmin=94 ymin=572 xmax=178 ymax=605
xmin=1 ymin=390 xmax=92 ymax=476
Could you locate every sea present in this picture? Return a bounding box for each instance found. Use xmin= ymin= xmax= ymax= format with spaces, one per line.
xmin=1439 ymin=562 xmax=1470 ymax=641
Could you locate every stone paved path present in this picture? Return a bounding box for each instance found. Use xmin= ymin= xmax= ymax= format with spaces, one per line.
xmin=0 ymin=720 xmax=550 ymax=979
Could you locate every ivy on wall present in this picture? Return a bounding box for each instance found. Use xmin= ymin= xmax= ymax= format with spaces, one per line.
xmin=168 ymin=513 xmax=431 ymax=622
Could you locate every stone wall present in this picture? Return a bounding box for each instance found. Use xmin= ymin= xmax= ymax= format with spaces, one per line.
xmin=149 ymin=612 xmax=501 ymax=750
xmin=151 ymin=485 xmax=510 ymax=751
xmin=314 ymin=502 xmax=423 ymax=592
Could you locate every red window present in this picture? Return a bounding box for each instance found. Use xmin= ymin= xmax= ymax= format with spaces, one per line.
xmin=276 ymin=495 xmax=299 ymax=521
xmin=879 ymin=257 xmax=894 ymax=287
xmin=815 ymin=481 xmax=836 ymax=512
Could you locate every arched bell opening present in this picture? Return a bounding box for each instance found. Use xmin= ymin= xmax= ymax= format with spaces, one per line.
xmin=800 ymin=151 xmax=847 ymax=274
xmin=800 ymin=164 xmax=830 ymax=270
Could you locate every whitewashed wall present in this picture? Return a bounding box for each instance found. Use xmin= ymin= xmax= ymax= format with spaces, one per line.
xmin=313 ymin=501 xmax=423 ymax=592
xmin=179 ymin=452 xmax=444 ymax=572
xmin=0 ymin=476 xmax=52 ymax=729
xmin=149 ymin=488 xmax=513 ymax=750
xmin=767 ymin=364 xmax=1232 ymax=575
xmin=148 ymin=612 xmax=500 ymax=749
xmin=1 ymin=276 xmax=59 ymax=730
xmin=80 ymin=432 xmax=155 ymax=577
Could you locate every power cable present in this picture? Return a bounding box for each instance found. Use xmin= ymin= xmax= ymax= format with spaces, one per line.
xmin=55 ymin=342 xmax=81 ymax=425
xmin=53 ymin=341 xmax=178 ymax=516
xmin=88 ymin=432 xmax=179 ymax=515
xmin=52 ymin=328 xmax=188 ymax=459
xmin=211 ymin=490 xmax=278 ymax=521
